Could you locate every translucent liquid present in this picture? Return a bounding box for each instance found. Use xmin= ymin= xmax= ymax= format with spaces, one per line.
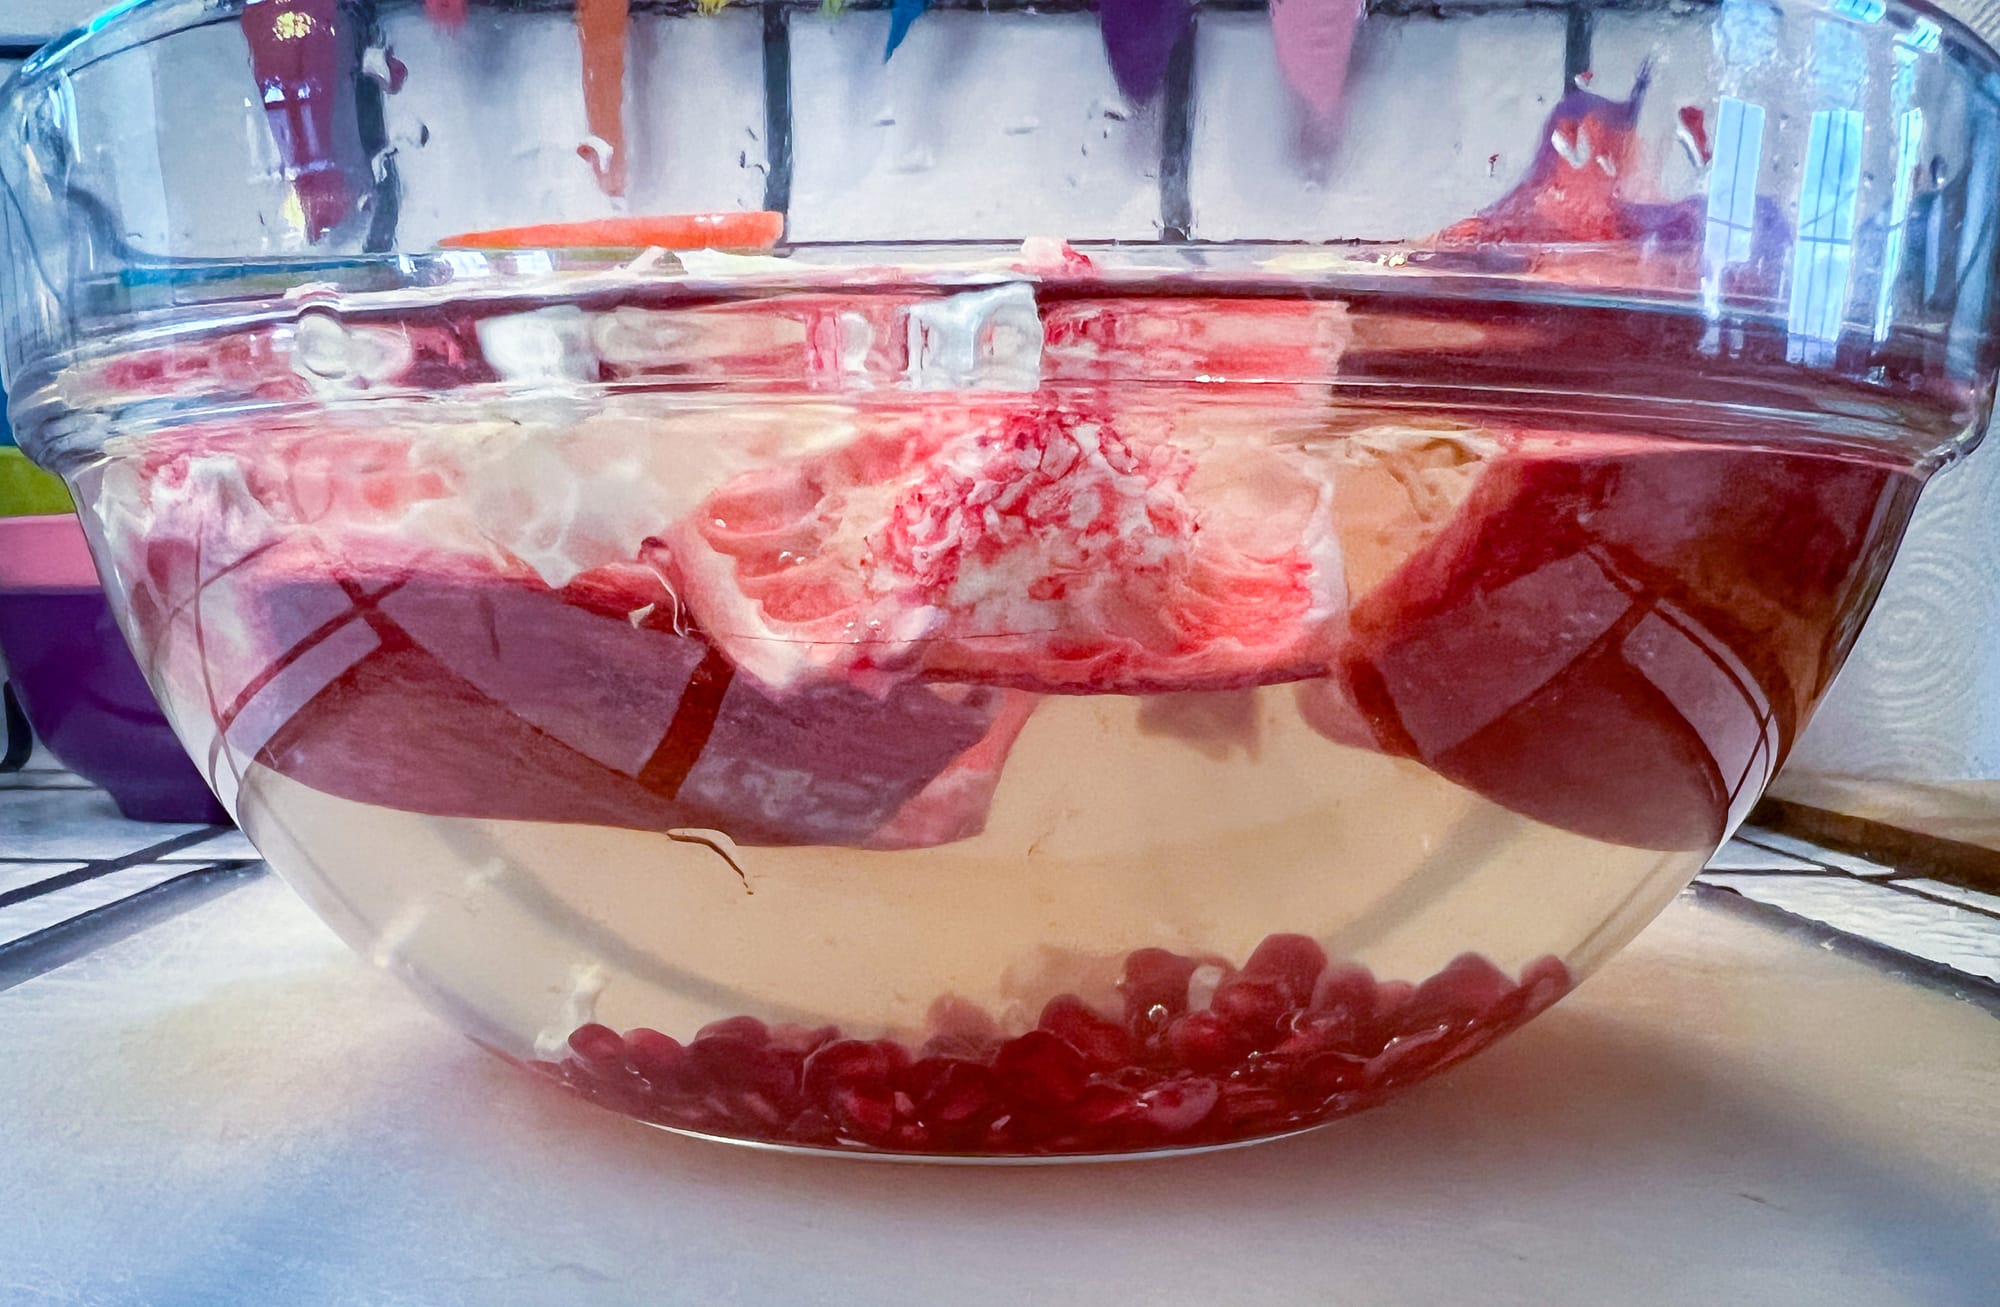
xmin=63 ymin=281 xmax=1929 ymax=1155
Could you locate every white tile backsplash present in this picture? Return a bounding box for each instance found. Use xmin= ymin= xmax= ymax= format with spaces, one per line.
xmin=789 ymin=10 xmax=1162 ymax=242
xmin=1189 ymin=11 xmax=1566 ymax=242
xmin=382 ymin=8 xmax=771 ymax=248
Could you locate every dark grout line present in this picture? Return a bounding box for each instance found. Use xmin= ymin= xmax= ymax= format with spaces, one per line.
xmin=1562 ymin=5 xmax=1593 ymax=87
xmin=1749 ymin=797 xmax=2000 ymax=895
xmin=1157 ymin=23 xmax=1199 ymax=242
xmin=1 ymin=856 xmax=128 ymax=866
xmin=1691 ymin=882 xmax=2000 ymax=1018
xmin=760 ymin=1 xmax=794 ymax=219
xmin=1728 ymin=830 xmax=1834 ymax=866
xmin=0 ymin=863 xmax=265 ymax=994
xmin=1881 ymin=879 xmax=2000 ymax=925
xmin=0 ymin=826 xmax=230 ymax=911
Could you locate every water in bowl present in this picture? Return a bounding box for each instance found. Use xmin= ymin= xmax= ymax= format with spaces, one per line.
xmin=53 ymin=270 xmax=1934 ymax=1155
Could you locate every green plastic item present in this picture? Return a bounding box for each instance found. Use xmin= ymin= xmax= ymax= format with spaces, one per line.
xmin=0 ymin=448 xmax=74 ymax=518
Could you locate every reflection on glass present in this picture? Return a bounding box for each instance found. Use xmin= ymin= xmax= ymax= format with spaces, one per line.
xmin=1875 ymin=20 xmax=1941 ymax=341
xmin=1788 ymin=108 xmax=1864 ymax=366
xmin=1702 ymin=96 xmax=1766 ymax=319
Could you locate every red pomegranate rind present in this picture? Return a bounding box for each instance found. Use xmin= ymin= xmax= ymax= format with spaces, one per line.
xmin=1307 ymin=442 xmax=1916 ymax=850
xmin=539 ymin=940 xmax=1575 ymax=1155
xmin=110 ymin=430 xmax=1028 ymax=850
xmin=870 ymin=690 xmax=1041 ymax=850
xmin=666 ymin=399 xmax=1345 ymax=695
xmin=237 ymin=561 xmax=1005 ymax=846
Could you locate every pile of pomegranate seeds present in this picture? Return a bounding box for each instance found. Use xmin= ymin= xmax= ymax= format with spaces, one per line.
xmin=533 ymin=935 xmax=1571 ymax=1155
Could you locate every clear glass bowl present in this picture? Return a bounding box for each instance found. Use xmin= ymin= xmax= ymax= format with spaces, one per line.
xmin=5 ymin=0 xmax=1999 ymax=1159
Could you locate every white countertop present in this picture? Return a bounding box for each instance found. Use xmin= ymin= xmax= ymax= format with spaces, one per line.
xmin=1 ymin=873 xmax=1995 ymax=1306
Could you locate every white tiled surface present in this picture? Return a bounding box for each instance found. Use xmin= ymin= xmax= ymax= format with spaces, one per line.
xmin=1700 ymin=874 xmax=2000 ymax=985
xmin=0 ymin=860 xmax=85 ymax=897
xmin=0 ymin=862 xmax=201 ymax=948
xmin=1729 ymin=827 xmax=1897 ymax=877
xmin=1896 ymin=878 xmax=2000 ymax=918
xmin=0 ymin=879 xmax=1994 ymax=1305
xmin=1701 ymin=838 xmax=1821 ymax=872
xmin=0 ymin=787 xmax=205 ymax=859
xmin=160 ymin=826 xmax=261 ymax=863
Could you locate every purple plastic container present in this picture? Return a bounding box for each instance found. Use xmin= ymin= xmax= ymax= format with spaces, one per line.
xmin=0 ymin=515 xmax=228 ymax=824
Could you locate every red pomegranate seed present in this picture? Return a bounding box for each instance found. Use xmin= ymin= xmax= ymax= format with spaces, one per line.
xmin=994 ymin=1030 xmax=1089 ymax=1108
xmin=1242 ymin=933 xmax=1328 ymax=1002
xmin=1365 ymin=1024 xmax=1462 ymax=1088
xmin=1038 ymin=994 xmax=1135 ymax=1069
xmin=1072 ymin=1081 xmax=1143 ymax=1127
xmin=789 ymin=1109 xmax=840 ymax=1146
xmin=928 ymin=994 xmax=1001 ymax=1044
xmin=1209 ymin=975 xmax=1292 ymax=1048
xmin=1397 ymin=953 xmax=1514 ymax=1032
xmin=803 ymin=1039 xmax=905 ymax=1141
xmin=540 ymin=946 xmax=1561 ymax=1154
xmin=683 ymin=1031 xmax=786 ymax=1106
xmin=1310 ymin=962 xmax=1379 ymax=1026
xmin=904 ymin=1057 xmax=1002 ymax=1132
xmin=695 ymin=1015 xmax=771 ymax=1046
xmin=768 ymin=1023 xmax=841 ymax=1055
xmin=1217 ymin=1081 xmax=1290 ymax=1133
xmin=1135 ymin=1077 xmax=1221 ymax=1137
xmin=1165 ymin=1009 xmax=1238 ymax=1071
xmin=567 ymin=1023 xmax=627 ymax=1067
xmin=922 ymin=994 xmax=1003 ymax=1059
xmin=1120 ymin=947 xmax=1200 ymax=1027
xmin=1516 ymin=955 xmax=1573 ymax=1018
xmin=1296 ymin=1049 xmax=1370 ymax=1103
xmin=623 ymin=1027 xmax=686 ymax=1081
xmin=1372 ymin=979 xmax=1417 ymax=1019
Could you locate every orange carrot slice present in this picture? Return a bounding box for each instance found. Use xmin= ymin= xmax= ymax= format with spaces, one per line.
xmin=439 ymin=211 xmax=786 ymax=252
